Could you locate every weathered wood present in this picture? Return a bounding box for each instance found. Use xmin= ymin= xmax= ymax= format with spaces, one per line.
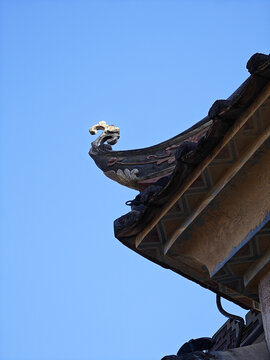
xmin=135 ymin=81 xmax=270 ymax=248
xmin=247 ymin=53 xmax=270 ymax=75
xmin=244 ymin=247 xmax=270 ymax=288
xmin=208 ymin=99 xmax=232 ymax=119
xmin=164 ymin=118 xmax=270 ymax=255
xmin=89 ymin=119 xmax=210 ymax=191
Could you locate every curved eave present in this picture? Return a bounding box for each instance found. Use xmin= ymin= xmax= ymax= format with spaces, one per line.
xmin=115 ymin=53 xmax=270 ymax=238
xmin=90 ymin=53 xmax=270 ymax=191
xmin=114 ymin=52 xmax=270 ymax=310
xmin=90 ymin=118 xmax=211 ymax=190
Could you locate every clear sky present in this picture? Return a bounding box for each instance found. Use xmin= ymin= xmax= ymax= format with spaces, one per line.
xmin=1 ymin=1 xmax=269 ymax=360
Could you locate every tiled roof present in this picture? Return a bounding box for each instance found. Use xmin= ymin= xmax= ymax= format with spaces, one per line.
xmin=112 ymin=53 xmax=270 ymax=309
xmin=89 ymin=52 xmax=270 ymax=309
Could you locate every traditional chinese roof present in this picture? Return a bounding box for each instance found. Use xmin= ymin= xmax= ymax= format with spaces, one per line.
xmin=89 ymin=53 xmax=270 ymax=310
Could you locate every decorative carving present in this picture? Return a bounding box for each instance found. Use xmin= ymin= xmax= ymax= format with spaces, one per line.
xmin=107 ymin=157 xmax=125 ymax=167
xmin=106 ymin=131 xmax=207 ymax=168
xmin=107 ymin=145 xmax=178 ymax=167
xmin=208 ymin=100 xmax=232 ymax=120
xmin=175 ymin=141 xmax=199 ymax=162
xmin=89 ymin=120 xmax=210 ymax=192
xmin=246 ymin=53 xmax=270 ymax=74
xmin=114 ymin=210 xmax=143 ymax=237
xmin=177 ymin=338 xmax=216 ymax=356
xmin=146 ymin=144 xmax=178 ymax=165
xmin=105 ymin=168 xmax=139 ymax=188
xmin=89 ymin=121 xmax=120 ymax=151
xmin=161 ymin=337 xmax=216 ymax=360
xmin=125 ymin=177 xmax=170 ymax=211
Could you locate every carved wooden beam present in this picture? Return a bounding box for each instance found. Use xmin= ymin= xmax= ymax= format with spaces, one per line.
xmin=135 ymin=81 xmax=270 ymax=248
xmin=164 ymin=118 xmax=270 ymax=255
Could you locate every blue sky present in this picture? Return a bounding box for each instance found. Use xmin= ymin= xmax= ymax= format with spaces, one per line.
xmin=1 ymin=1 xmax=269 ymax=360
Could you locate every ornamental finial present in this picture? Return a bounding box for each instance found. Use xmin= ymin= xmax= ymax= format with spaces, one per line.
xmin=89 ymin=121 xmax=120 ymax=150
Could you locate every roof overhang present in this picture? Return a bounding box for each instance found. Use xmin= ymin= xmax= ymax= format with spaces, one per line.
xmin=112 ymin=54 xmax=270 ymax=310
xmin=89 ymin=52 xmax=270 ymax=310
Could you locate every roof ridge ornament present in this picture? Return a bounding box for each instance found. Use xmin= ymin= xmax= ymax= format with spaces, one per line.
xmin=89 ymin=121 xmax=120 ymax=152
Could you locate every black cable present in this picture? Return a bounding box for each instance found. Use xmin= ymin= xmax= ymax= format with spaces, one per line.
xmin=216 ymin=294 xmax=245 ymax=347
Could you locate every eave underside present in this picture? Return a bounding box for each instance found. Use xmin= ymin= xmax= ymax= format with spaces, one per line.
xmin=116 ymin=84 xmax=270 ymax=310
